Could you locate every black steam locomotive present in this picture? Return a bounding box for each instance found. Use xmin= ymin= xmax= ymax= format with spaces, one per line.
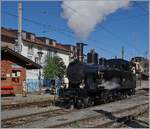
xmin=57 ymin=58 xmax=136 ymax=109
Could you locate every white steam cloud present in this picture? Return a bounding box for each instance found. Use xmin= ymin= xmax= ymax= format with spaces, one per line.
xmin=102 ymin=78 xmax=120 ymax=90
xmin=61 ymin=1 xmax=130 ymax=40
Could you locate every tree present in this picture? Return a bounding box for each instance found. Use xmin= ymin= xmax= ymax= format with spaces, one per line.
xmin=43 ymin=56 xmax=66 ymax=79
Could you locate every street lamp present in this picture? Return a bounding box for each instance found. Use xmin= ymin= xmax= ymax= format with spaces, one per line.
xmin=37 ymin=51 xmax=43 ymax=94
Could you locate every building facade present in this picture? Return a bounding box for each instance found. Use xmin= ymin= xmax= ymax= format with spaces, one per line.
xmin=1 ymin=27 xmax=77 ymax=91
xmin=131 ymin=57 xmax=149 ymax=74
xmin=131 ymin=57 xmax=149 ymax=80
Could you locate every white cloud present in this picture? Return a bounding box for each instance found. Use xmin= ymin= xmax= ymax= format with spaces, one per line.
xmin=61 ymin=0 xmax=130 ymax=40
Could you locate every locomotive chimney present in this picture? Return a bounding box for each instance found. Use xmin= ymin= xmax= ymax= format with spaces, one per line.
xmin=76 ymin=43 xmax=87 ymax=62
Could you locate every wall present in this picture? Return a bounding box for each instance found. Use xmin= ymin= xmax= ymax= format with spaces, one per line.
xmin=1 ymin=41 xmax=15 ymax=49
xmin=1 ymin=60 xmax=26 ymax=94
xmin=21 ymin=41 xmax=70 ymax=80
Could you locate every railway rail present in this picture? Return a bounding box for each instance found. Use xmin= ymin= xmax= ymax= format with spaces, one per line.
xmin=1 ymin=100 xmax=54 ymax=110
xmin=1 ymin=89 xmax=148 ymax=128
xmin=1 ymin=108 xmax=72 ymax=128
xmin=50 ymin=103 xmax=148 ymax=128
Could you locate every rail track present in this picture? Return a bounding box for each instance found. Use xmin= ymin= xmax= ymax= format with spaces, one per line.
xmin=1 ymin=89 xmax=148 ymax=128
xmin=49 ymin=103 xmax=148 ymax=128
xmin=1 ymin=100 xmax=54 ymax=110
xmin=94 ymin=103 xmax=149 ymax=128
xmin=1 ymin=108 xmax=73 ymax=128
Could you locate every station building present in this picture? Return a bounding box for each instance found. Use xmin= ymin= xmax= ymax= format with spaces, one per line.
xmin=1 ymin=47 xmax=41 ymax=95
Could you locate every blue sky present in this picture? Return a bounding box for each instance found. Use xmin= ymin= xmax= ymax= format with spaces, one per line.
xmin=1 ymin=1 xmax=149 ymax=60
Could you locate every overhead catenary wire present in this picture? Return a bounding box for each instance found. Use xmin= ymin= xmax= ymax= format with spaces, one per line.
xmin=41 ymin=4 xmax=148 ymax=57
xmin=3 ymin=1 xmax=147 ymax=58
xmin=63 ymin=3 xmax=146 ymax=58
xmin=2 ymin=11 xmax=79 ymax=40
xmin=2 ymin=11 xmax=118 ymax=55
xmin=61 ymin=4 xmax=120 ymax=55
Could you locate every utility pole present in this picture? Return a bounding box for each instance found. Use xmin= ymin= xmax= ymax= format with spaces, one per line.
xmin=144 ymin=51 xmax=148 ymax=59
xmin=122 ymin=46 xmax=124 ymax=59
xmin=18 ymin=1 xmax=26 ymax=97
xmin=16 ymin=1 xmax=22 ymax=53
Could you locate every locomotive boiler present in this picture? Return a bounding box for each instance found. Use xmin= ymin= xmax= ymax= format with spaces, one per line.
xmin=57 ymin=58 xmax=136 ymax=109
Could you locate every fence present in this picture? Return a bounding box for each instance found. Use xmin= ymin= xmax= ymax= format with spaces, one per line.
xmin=26 ymin=79 xmax=62 ymax=93
xmin=26 ymin=79 xmax=40 ymax=92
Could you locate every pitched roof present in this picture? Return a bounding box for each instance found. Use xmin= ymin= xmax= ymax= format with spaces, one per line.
xmin=1 ymin=47 xmax=42 ymax=69
xmin=1 ymin=27 xmax=72 ymax=53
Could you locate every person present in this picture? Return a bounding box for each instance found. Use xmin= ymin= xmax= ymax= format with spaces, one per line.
xmin=50 ymin=79 xmax=56 ymax=94
xmin=131 ymin=66 xmax=136 ymax=74
xmin=79 ymin=79 xmax=85 ymax=89
xmin=22 ymin=80 xmax=27 ymax=97
xmin=62 ymin=75 xmax=69 ymax=89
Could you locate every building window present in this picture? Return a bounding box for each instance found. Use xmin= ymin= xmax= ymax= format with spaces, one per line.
xmin=46 ymin=39 xmax=49 ymax=45
xmin=35 ymin=57 xmax=39 ymax=63
xmin=38 ymin=47 xmax=42 ymax=52
xmin=31 ymin=35 xmax=35 ymax=41
xmin=47 ymin=51 xmax=53 ymax=57
xmin=52 ymin=41 xmax=56 ymax=47
xmin=20 ymin=44 xmax=22 ymax=51
xmin=1 ymin=77 xmax=6 ymax=80
xmin=28 ymin=45 xmax=33 ymax=55
xmin=12 ymin=70 xmax=21 ymax=77
xmin=26 ymin=33 xmax=31 ymax=40
xmin=137 ymin=64 xmax=140 ymax=70
xmin=54 ymin=51 xmax=57 ymax=56
xmin=22 ymin=32 xmax=26 ymax=39
xmin=27 ymin=55 xmax=32 ymax=60
xmin=11 ymin=70 xmax=21 ymax=84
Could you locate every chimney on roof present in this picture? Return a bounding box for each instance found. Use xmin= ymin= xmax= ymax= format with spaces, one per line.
xmin=22 ymin=32 xmax=26 ymax=39
xmin=46 ymin=39 xmax=49 ymax=45
xmin=31 ymin=34 xmax=35 ymax=42
xmin=52 ymin=40 xmax=56 ymax=47
xmin=70 ymin=46 xmax=73 ymax=51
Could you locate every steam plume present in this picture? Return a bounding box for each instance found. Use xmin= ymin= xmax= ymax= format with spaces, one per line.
xmin=102 ymin=78 xmax=120 ymax=90
xmin=61 ymin=1 xmax=130 ymax=40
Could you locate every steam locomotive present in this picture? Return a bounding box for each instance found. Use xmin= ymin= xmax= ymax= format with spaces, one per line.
xmin=56 ymin=58 xmax=136 ymax=109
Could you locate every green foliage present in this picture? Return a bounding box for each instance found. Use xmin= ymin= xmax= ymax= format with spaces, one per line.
xmin=43 ymin=56 xmax=66 ymax=79
xmin=71 ymin=121 xmax=80 ymax=128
